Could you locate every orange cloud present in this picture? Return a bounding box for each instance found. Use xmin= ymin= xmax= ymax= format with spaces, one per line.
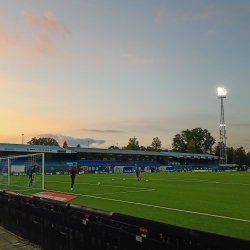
xmin=40 ymin=12 xmax=58 ymax=32
xmin=0 ymin=12 xmax=64 ymax=63
xmin=22 ymin=12 xmax=38 ymax=28
xmin=22 ymin=12 xmax=58 ymax=32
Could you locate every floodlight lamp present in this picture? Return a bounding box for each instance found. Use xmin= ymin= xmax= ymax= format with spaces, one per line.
xmin=217 ymin=87 xmax=227 ymax=98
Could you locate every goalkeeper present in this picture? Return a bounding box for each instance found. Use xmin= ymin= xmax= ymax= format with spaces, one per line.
xmin=29 ymin=165 xmax=38 ymax=187
xmin=70 ymin=163 xmax=78 ymax=192
xmin=135 ymin=164 xmax=141 ymax=181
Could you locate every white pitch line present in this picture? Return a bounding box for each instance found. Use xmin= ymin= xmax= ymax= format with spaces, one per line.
xmin=43 ymin=189 xmax=250 ymax=223
xmin=92 ymin=189 xmax=155 ymax=196
xmin=113 ymin=178 xmax=250 ymax=187
xmin=1 ymin=184 xmax=41 ymax=190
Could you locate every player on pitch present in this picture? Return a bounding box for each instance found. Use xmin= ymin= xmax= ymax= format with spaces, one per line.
xmin=135 ymin=164 xmax=141 ymax=181
xmin=70 ymin=163 xmax=78 ymax=192
xmin=29 ymin=165 xmax=38 ymax=187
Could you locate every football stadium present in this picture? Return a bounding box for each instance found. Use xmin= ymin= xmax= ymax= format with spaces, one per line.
xmin=2 ymin=2 xmax=250 ymax=249
xmin=0 ymin=143 xmax=250 ymax=250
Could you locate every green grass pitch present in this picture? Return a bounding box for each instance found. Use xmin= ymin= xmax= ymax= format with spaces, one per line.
xmin=3 ymin=172 xmax=250 ymax=241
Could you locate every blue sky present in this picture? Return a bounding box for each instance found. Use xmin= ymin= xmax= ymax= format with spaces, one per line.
xmin=0 ymin=0 xmax=250 ymax=149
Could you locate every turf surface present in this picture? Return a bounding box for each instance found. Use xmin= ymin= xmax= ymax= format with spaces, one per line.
xmin=2 ymin=172 xmax=250 ymax=241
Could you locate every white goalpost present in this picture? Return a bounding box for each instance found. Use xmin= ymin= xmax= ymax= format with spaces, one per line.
xmin=0 ymin=153 xmax=44 ymax=193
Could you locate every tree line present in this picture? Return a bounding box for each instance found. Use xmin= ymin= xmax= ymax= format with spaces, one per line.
xmin=108 ymin=136 xmax=166 ymax=152
xmin=27 ymin=136 xmax=166 ymax=152
xmin=26 ymin=127 xmax=250 ymax=165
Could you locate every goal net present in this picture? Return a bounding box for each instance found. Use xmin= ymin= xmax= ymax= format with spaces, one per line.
xmin=0 ymin=153 xmax=44 ymax=193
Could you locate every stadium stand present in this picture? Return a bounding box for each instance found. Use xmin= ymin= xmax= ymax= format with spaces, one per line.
xmin=36 ymin=159 xmax=63 ymax=167
xmin=113 ymin=161 xmax=123 ymax=165
xmin=130 ymin=161 xmax=146 ymax=166
xmin=146 ymin=161 xmax=162 ymax=166
xmin=0 ymin=143 xmax=220 ymax=173
xmin=9 ymin=159 xmax=28 ymax=166
xmin=63 ymin=158 xmax=74 ymax=163
xmin=78 ymin=160 xmax=102 ymax=165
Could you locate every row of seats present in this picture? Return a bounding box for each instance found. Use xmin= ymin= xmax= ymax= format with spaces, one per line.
xmin=78 ymin=160 xmax=162 ymax=166
xmin=130 ymin=161 xmax=162 ymax=166
xmin=63 ymin=158 xmax=74 ymax=163
xmin=175 ymin=162 xmax=218 ymax=168
xmin=36 ymin=159 xmax=64 ymax=167
xmin=10 ymin=159 xmax=31 ymax=166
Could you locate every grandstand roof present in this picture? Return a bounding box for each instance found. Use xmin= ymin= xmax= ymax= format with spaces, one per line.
xmin=161 ymin=152 xmax=219 ymax=159
xmin=0 ymin=143 xmax=76 ymax=154
xmin=67 ymin=147 xmax=163 ymax=156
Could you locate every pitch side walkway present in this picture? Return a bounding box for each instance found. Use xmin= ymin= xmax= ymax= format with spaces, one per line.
xmin=0 ymin=227 xmax=40 ymax=250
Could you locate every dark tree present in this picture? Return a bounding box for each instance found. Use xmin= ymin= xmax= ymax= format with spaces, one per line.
xmin=227 ymin=147 xmax=235 ymax=164
xmin=172 ymin=128 xmax=216 ymax=154
xmin=150 ymin=137 xmax=162 ymax=152
xmin=108 ymin=145 xmax=119 ymax=149
xmin=63 ymin=141 xmax=68 ymax=148
xmin=234 ymin=147 xmax=247 ymax=166
xmin=187 ymin=140 xmax=197 ymax=153
xmin=125 ymin=137 xmax=140 ymax=150
xmin=140 ymin=146 xmax=147 ymax=151
xmin=213 ymin=142 xmax=221 ymax=156
xmin=246 ymin=150 xmax=250 ymax=166
xmin=27 ymin=137 xmax=60 ymax=146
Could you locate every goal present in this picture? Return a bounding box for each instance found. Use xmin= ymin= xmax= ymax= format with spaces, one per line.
xmin=0 ymin=153 xmax=44 ymax=193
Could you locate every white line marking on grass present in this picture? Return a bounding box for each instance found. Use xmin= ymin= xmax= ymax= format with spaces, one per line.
xmin=44 ymin=189 xmax=250 ymax=223
xmin=92 ymin=189 xmax=155 ymax=196
xmin=130 ymin=178 xmax=250 ymax=187
xmin=0 ymin=184 xmax=41 ymax=190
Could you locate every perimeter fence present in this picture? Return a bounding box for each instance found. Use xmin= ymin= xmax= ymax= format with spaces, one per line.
xmin=0 ymin=189 xmax=249 ymax=250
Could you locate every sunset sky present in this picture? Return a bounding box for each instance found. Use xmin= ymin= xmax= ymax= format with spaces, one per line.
xmin=1 ymin=0 xmax=250 ymax=149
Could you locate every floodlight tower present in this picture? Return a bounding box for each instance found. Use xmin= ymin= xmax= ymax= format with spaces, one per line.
xmin=217 ymin=87 xmax=227 ymax=164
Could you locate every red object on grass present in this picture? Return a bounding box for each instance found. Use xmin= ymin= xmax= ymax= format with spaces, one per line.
xmin=33 ymin=192 xmax=77 ymax=202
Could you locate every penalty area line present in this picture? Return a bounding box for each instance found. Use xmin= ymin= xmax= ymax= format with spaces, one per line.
xmin=44 ymin=189 xmax=250 ymax=224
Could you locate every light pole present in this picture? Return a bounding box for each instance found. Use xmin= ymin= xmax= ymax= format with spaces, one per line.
xmin=22 ymin=134 xmax=24 ymax=144
xmin=218 ymin=87 xmax=227 ymax=164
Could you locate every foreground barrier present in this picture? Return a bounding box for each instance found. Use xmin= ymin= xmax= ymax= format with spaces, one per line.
xmin=0 ymin=190 xmax=249 ymax=250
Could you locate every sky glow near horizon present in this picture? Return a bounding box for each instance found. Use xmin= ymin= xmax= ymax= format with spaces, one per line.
xmin=0 ymin=0 xmax=250 ymax=149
